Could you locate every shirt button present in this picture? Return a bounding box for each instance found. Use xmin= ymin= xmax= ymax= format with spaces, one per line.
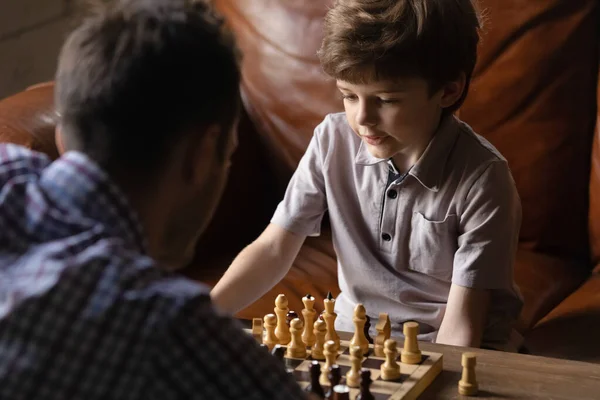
xmin=387 ymin=190 xmax=398 ymax=199
xmin=382 ymin=233 xmax=392 ymax=241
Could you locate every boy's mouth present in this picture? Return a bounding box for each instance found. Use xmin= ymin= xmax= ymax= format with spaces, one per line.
xmin=362 ymin=135 xmax=388 ymax=146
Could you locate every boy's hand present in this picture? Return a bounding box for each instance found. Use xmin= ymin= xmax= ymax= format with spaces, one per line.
xmin=435 ymin=283 xmax=490 ymax=348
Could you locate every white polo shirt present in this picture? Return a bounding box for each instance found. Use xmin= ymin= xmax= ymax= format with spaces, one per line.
xmin=271 ymin=112 xmax=523 ymax=350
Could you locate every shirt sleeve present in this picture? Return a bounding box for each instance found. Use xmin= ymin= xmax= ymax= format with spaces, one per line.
xmin=149 ymin=295 xmax=308 ymax=400
xmin=271 ymin=126 xmax=328 ymax=237
xmin=452 ymin=160 xmax=522 ymax=290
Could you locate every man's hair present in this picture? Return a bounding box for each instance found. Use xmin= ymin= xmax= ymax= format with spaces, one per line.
xmin=318 ymin=0 xmax=482 ymax=113
xmin=55 ymin=0 xmax=241 ymax=173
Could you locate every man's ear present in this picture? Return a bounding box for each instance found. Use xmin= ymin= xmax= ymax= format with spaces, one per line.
xmin=55 ymin=125 xmax=66 ymax=155
xmin=439 ymin=73 xmax=467 ymax=109
xmin=181 ymin=123 xmax=222 ymax=186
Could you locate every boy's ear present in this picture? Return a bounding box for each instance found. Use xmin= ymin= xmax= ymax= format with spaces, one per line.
xmin=439 ymin=73 xmax=467 ymax=109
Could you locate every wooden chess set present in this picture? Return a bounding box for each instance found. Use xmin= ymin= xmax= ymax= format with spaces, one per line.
xmin=246 ymin=292 xmax=478 ymax=399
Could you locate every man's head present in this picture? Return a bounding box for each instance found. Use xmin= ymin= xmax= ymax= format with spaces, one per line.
xmin=55 ymin=0 xmax=241 ymax=261
xmin=318 ymin=0 xmax=481 ymax=162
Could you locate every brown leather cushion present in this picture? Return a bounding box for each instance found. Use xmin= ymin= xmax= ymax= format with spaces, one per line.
xmin=588 ymin=58 xmax=600 ymax=265
xmin=513 ymin=249 xmax=589 ymax=332
xmin=524 ymin=272 xmax=600 ymax=362
xmin=0 ymin=83 xmax=59 ymax=159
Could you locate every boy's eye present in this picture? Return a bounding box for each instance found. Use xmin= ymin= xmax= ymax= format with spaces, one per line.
xmin=379 ymin=98 xmax=398 ymax=104
xmin=342 ymin=94 xmax=358 ymax=101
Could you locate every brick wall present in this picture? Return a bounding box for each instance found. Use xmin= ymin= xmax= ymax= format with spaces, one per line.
xmin=0 ymin=0 xmax=79 ymax=99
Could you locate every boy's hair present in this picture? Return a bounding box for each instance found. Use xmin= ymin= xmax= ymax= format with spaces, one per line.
xmin=55 ymin=0 xmax=241 ymax=174
xmin=318 ymin=0 xmax=482 ymax=113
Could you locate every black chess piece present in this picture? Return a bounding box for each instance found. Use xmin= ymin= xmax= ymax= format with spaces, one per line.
xmin=271 ymin=344 xmax=285 ymax=363
xmin=325 ymin=365 xmax=342 ymax=400
xmin=286 ymin=310 xmax=299 ymax=326
xmin=305 ymin=360 xmax=325 ymax=398
xmin=364 ymin=314 xmax=373 ymax=344
xmin=355 ymin=368 xmax=375 ymax=400
xmin=332 ymin=384 xmax=350 ymax=400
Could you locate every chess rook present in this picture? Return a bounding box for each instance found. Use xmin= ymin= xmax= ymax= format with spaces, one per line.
xmin=350 ymin=303 xmax=370 ymax=356
xmin=311 ymin=319 xmax=327 ymax=360
xmin=345 ymin=346 xmax=363 ymax=388
xmin=458 ymin=352 xmax=478 ymax=396
xmin=332 ymin=384 xmax=350 ymax=400
xmin=323 ymin=292 xmax=340 ymax=351
xmin=301 ymin=294 xmax=317 ymax=347
xmin=286 ymin=318 xmax=307 ymax=358
xmin=263 ymin=313 xmax=278 ymax=350
xmin=401 ymin=321 xmax=422 ymax=364
xmin=380 ymin=339 xmax=401 ymax=380
xmin=274 ymin=294 xmax=291 ymax=345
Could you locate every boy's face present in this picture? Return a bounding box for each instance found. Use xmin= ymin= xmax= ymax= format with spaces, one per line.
xmin=337 ymin=77 xmax=454 ymax=163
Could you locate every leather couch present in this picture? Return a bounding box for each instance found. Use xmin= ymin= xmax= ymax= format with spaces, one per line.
xmin=0 ymin=0 xmax=599 ymax=362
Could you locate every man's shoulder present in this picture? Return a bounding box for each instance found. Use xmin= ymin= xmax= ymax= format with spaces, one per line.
xmin=0 ymin=144 xmax=52 ymax=183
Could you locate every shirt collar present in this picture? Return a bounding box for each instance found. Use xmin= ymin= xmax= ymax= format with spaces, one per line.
xmin=40 ymin=151 xmax=148 ymax=254
xmin=354 ymin=115 xmax=460 ymax=192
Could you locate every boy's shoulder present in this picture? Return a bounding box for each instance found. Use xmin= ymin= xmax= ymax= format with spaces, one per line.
xmin=453 ymin=117 xmax=507 ymax=165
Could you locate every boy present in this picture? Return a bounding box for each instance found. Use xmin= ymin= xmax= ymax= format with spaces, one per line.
xmin=0 ymin=0 xmax=308 ymax=398
xmin=211 ymin=0 xmax=524 ymax=351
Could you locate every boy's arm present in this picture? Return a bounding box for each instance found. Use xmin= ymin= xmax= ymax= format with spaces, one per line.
xmin=437 ymin=160 xmax=521 ymax=348
xmin=212 ymin=126 xmax=329 ymax=315
xmin=211 ymin=223 xmax=306 ymax=314
xmin=436 ymin=284 xmax=490 ymax=347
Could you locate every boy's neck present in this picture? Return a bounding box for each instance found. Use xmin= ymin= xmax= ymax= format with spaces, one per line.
xmin=390 ymin=114 xmax=445 ymax=173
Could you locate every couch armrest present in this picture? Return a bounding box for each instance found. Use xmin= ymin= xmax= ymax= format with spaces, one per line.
xmin=523 ymin=273 xmax=600 ymax=362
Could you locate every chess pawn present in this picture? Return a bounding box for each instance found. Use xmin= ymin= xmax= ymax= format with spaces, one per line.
xmin=380 ymin=339 xmax=401 ymax=380
xmin=325 ymin=365 xmax=342 ymax=399
xmin=350 ymin=303 xmax=370 ymax=356
xmin=356 ymin=368 xmax=375 ymax=400
xmin=287 ymin=318 xmax=307 ymax=358
xmin=252 ymin=318 xmax=263 ymax=344
xmin=274 ymin=294 xmax=291 ymax=345
xmin=323 ymin=292 xmax=340 ymax=351
xmin=458 ymin=352 xmax=478 ymax=396
xmin=302 ymin=294 xmax=317 ymax=347
xmin=401 ymin=321 xmax=422 ymax=364
xmin=306 ymin=360 xmax=325 ymax=398
xmin=311 ymin=319 xmax=327 ymax=360
xmin=263 ymin=314 xmax=279 ymax=351
xmin=345 ymin=346 xmax=363 ymax=388
xmin=320 ymin=340 xmax=337 ymax=385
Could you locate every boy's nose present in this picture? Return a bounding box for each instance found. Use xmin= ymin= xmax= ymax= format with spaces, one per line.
xmin=355 ymin=103 xmax=377 ymax=127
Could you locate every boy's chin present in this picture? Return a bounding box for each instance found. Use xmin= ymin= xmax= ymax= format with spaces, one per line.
xmin=366 ymin=145 xmax=395 ymax=160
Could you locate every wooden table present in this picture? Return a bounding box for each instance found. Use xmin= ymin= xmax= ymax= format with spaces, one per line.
xmin=349 ymin=333 xmax=600 ymax=399
xmin=242 ymin=320 xmax=600 ymax=399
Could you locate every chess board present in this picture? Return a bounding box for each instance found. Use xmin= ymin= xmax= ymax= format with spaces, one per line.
xmin=249 ymin=330 xmax=443 ymax=400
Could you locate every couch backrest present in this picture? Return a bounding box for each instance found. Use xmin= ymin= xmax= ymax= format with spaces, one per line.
xmin=0 ymin=82 xmax=59 ymax=160
xmin=216 ymin=0 xmax=600 ymax=268
xmin=588 ymin=48 xmax=600 ymax=270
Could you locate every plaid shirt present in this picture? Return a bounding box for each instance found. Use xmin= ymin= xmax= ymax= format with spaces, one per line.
xmin=0 ymin=144 xmax=307 ymax=400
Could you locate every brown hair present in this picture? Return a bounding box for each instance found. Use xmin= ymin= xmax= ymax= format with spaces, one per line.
xmin=318 ymin=0 xmax=482 ymax=113
xmin=55 ymin=0 xmax=241 ymax=174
